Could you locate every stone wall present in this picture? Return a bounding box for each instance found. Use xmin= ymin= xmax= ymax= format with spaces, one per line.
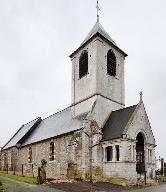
xmin=0 ymin=131 xmax=83 ymax=179
xmin=0 ymin=147 xmax=19 ymax=171
xmin=101 ymin=139 xmax=137 ymax=183
xmin=0 ymin=102 xmax=156 ymax=184
xmin=19 ymin=132 xmax=82 ymax=178
xmin=125 ymin=102 xmax=156 ymax=179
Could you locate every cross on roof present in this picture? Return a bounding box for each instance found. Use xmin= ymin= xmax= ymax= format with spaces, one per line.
xmin=139 ymin=91 xmax=143 ymax=102
xmin=96 ymin=0 xmax=100 ymax=22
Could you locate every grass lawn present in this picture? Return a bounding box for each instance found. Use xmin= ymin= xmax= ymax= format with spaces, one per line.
xmin=0 ymin=172 xmax=37 ymax=184
xmin=0 ymin=184 xmax=4 ymax=190
xmin=4 ymin=188 xmax=14 ymax=192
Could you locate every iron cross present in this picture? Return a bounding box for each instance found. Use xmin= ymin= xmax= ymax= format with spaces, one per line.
xmin=96 ymin=0 xmax=100 ymax=22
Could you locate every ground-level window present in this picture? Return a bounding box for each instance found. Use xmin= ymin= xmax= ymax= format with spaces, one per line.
xmin=115 ymin=145 xmax=120 ymax=161
xmin=28 ymin=147 xmax=32 ymax=163
xmin=106 ymin=146 xmax=113 ymax=161
xmin=49 ymin=142 xmax=55 ymax=161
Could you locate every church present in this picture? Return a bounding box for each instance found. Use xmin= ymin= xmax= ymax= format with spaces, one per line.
xmin=0 ymin=17 xmax=156 ymax=184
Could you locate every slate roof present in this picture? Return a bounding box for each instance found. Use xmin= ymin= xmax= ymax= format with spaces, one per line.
xmin=22 ymin=107 xmax=87 ymax=146
xmin=70 ymin=21 xmax=127 ymax=58
xmin=3 ymin=117 xmax=41 ymax=150
xmin=102 ymin=105 xmax=137 ymax=141
xmin=3 ymin=104 xmax=138 ymax=149
xmin=80 ymin=21 xmax=117 ymax=47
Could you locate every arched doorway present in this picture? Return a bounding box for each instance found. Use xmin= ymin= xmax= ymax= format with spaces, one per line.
xmin=136 ymin=132 xmax=145 ymax=174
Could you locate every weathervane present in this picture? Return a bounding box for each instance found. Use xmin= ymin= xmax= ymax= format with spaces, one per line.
xmin=96 ymin=0 xmax=100 ymax=22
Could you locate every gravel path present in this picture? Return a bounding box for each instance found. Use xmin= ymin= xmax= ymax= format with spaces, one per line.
xmin=3 ymin=183 xmax=28 ymax=192
xmin=0 ymin=176 xmax=64 ymax=192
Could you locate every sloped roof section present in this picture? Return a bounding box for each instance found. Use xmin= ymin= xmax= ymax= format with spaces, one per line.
xmin=3 ymin=117 xmax=41 ymax=150
xmin=102 ymin=105 xmax=137 ymax=141
xmin=80 ymin=21 xmax=117 ymax=47
xmin=22 ymin=107 xmax=87 ymax=146
xmin=70 ymin=21 xmax=127 ymax=58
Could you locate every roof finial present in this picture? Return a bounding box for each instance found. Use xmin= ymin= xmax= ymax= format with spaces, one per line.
xmin=139 ymin=91 xmax=143 ymax=102
xmin=96 ymin=0 xmax=100 ymax=22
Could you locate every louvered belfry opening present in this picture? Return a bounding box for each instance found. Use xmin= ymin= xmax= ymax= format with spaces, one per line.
xmin=79 ymin=50 xmax=88 ymax=78
xmin=107 ymin=49 xmax=116 ymax=76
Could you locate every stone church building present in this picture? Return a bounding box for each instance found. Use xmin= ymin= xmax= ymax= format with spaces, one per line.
xmin=0 ymin=20 xmax=156 ymax=184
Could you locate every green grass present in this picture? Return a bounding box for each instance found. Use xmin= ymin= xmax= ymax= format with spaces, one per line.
xmin=0 ymin=185 xmax=4 ymax=190
xmin=4 ymin=185 xmax=16 ymax=192
xmin=0 ymin=172 xmax=37 ymax=184
xmin=0 ymin=176 xmax=26 ymax=189
xmin=4 ymin=188 xmax=14 ymax=192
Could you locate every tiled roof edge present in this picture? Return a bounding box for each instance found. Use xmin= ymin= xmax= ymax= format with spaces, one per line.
xmin=112 ymin=104 xmax=138 ymax=113
xmin=17 ymin=117 xmax=42 ymax=147
xmin=42 ymin=106 xmax=71 ymax=121
xmin=2 ymin=117 xmax=41 ymax=150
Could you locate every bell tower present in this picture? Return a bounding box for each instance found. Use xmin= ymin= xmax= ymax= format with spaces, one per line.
xmin=70 ymin=21 xmax=127 ymax=123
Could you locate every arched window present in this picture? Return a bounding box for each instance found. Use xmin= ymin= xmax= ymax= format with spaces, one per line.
xmin=28 ymin=147 xmax=32 ymax=163
xmin=49 ymin=142 xmax=55 ymax=161
xmin=107 ymin=49 xmax=116 ymax=76
xmin=136 ymin=132 xmax=145 ymax=174
xmin=79 ymin=50 xmax=88 ymax=78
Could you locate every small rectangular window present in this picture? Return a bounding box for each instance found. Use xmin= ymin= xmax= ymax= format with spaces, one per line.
xmin=115 ymin=145 xmax=120 ymax=161
xmin=106 ymin=146 xmax=113 ymax=161
xmin=28 ymin=147 xmax=32 ymax=163
xmin=49 ymin=142 xmax=55 ymax=161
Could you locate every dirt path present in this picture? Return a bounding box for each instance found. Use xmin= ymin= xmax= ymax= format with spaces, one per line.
xmin=130 ymin=184 xmax=166 ymax=192
xmin=0 ymin=175 xmax=64 ymax=192
xmin=2 ymin=175 xmax=165 ymax=192
xmin=48 ymin=181 xmax=136 ymax=192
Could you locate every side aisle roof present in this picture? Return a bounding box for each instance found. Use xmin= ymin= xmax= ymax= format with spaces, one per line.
xmin=3 ymin=117 xmax=41 ymax=150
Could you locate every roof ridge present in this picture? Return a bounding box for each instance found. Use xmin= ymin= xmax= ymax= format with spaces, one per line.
xmin=112 ymin=104 xmax=138 ymax=113
xmin=23 ymin=117 xmax=41 ymax=126
xmin=42 ymin=106 xmax=71 ymax=121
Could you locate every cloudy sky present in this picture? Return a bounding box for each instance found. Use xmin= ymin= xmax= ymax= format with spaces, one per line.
xmin=0 ymin=0 xmax=165 ymax=160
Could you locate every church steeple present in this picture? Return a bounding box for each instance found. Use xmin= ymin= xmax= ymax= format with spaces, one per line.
xmin=70 ymin=21 xmax=127 ymax=58
xmin=70 ymin=21 xmax=127 ymax=122
xmin=80 ymin=21 xmax=117 ymax=47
